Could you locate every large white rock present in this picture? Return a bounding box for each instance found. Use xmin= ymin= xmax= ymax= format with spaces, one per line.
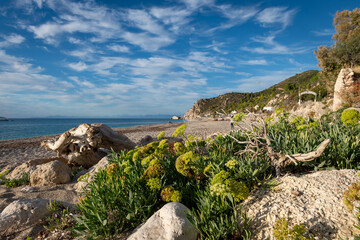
xmin=128 ymin=202 xmax=198 ymax=240
xmin=73 ymin=156 xmax=109 ymax=192
xmin=333 ymin=68 xmax=355 ymax=111
xmin=0 ymin=198 xmax=50 ymax=233
xmin=30 ymin=160 xmax=71 ymax=186
xmin=10 ymin=157 xmax=67 ymax=180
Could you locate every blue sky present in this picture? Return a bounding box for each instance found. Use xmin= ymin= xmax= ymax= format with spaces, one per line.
xmin=0 ymin=0 xmax=358 ymax=117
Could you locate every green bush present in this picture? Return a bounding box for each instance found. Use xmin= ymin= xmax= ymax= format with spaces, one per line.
xmin=0 ymin=172 xmax=30 ymax=188
xmin=273 ymin=218 xmax=313 ymax=240
xmin=73 ymin=125 xmax=274 ymax=239
xmin=341 ymin=109 xmax=360 ymax=126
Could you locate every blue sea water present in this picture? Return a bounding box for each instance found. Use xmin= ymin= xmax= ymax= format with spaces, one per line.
xmin=0 ymin=118 xmax=183 ymax=140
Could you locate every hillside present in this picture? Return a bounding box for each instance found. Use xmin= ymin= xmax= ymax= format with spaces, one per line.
xmin=184 ymin=70 xmax=330 ymax=119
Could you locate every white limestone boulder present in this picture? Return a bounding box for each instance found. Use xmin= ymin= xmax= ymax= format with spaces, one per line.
xmin=10 ymin=157 xmax=67 ymax=180
xmin=0 ymin=198 xmax=50 ymax=233
xmin=30 ymin=160 xmax=71 ymax=186
xmin=333 ymin=68 xmax=356 ymax=111
xmin=128 ymin=202 xmax=198 ymax=240
xmin=74 ymin=156 xmax=109 ymax=192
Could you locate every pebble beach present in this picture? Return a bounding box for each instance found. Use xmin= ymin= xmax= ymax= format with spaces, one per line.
xmin=0 ymin=120 xmax=232 ymax=172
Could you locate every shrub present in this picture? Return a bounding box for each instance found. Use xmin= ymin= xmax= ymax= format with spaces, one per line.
xmin=1 ymin=172 xmax=30 ymax=188
xmin=272 ymin=218 xmax=313 ymax=240
xmin=343 ymin=181 xmax=360 ymax=213
xmin=341 ymin=109 xmax=360 ymax=126
xmin=187 ymin=189 xmax=251 ymax=240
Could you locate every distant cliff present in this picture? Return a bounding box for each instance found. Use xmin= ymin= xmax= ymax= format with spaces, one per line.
xmin=184 ymin=70 xmax=327 ymax=120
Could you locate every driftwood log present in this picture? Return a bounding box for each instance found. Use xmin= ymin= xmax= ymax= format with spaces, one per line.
xmin=226 ymin=116 xmax=331 ymax=176
xmin=41 ymin=123 xmax=136 ymax=168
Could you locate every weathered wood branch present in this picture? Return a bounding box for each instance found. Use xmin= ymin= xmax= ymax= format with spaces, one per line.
xmin=230 ymin=115 xmax=331 ymax=176
xmin=41 ymin=123 xmax=136 ymax=168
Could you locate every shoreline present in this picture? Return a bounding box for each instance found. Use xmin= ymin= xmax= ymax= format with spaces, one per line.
xmin=0 ymin=120 xmax=232 ymax=171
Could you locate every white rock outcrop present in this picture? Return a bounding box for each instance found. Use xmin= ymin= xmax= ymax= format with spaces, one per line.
xmin=0 ymin=198 xmax=50 ymax=234
xmin=333 ymin=68 xmax=356 ymax=111
xmin=74 ymin=156 xmax=109 ymax=192
xmin=242 ymin=170 xmax=360 ymax=239
xmin=128 ymin=202 xmax=198 ymax=240
xmin=30 ymin=160 xmax=71 ymax=186
xmin=10 ymin=157 xmax=67 ymax=180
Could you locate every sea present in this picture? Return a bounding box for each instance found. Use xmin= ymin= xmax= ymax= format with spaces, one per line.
xmin=0 ymin=118 xmax=184 ymax=140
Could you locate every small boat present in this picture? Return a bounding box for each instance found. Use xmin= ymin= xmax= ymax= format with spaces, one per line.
xmin=0 ymin=117 xmax=8 ymax=121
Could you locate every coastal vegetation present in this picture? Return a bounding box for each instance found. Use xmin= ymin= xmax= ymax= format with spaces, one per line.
xmin=66 ymin=107 xmax=360 ymax=239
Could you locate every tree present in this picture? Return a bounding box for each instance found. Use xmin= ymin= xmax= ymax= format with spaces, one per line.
xmin=315 ymin=9 xmax=360 ymax=71
xmin=333 ymin=9 xmax=360 ymax=43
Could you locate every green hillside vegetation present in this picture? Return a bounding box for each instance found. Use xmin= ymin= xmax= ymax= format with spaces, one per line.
xmin=193 ymin=70 xmax=328 ymax=116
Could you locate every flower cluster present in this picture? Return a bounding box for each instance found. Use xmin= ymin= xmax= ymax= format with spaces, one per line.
xmin=341 ymin=109 xmax=360 ymax=126
xmin=175 ymin=151 xmax=196 ymax=176
xmin=155 ymin=139 xmax=169 ymax=155
xmin=211 ymin=170 xmax=230 ymax=185
xmin=225 ymin=179 xmax=249 ymax=201
xmin=210 ymin=183 xmax=230 ymax=197
xmin=290 ymin=116 xmax=305 ymax=125
xmin=225 ymin=159 xmax=238 ymax=169
xmin=210 ymin=170 xmax=249 ymax=202
xmin=144 ymin=160 xmax=166 ymax=179
xmin=146 ymin=178 xmax=162 ymax=191
xmin=157 ymin=131 xmax=165 ymax=139
xmin=106 ymin=163 xmax=119 ymax=176
xmin=160 ymin=185 xmax=182 ymax=202
xmin=172 ymin=124 xmax=187 ymax=137
xmin=174 ymin=142 xmax=186 ymax=155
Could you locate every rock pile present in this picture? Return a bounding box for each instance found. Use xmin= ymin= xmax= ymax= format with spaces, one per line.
xmin=242 ymin=169 xmax=359 ymax=239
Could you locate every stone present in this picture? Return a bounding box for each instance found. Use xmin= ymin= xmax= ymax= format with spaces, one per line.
xmin=128 ymin=202 xmax=198 ymax=240
xmin=139 ymin=135 xmax=154 ymax=146
xmin=333 ymin=68 xmax=356 ymax=111
xmin=242 ymin=169 xmax=360 ymax=239
xmin=74 ymin=156 xmax=109 ymax=192
xmin=30 ymin=160 xmax=72 ymax=186
xmin=0 ymin=198 xmax=50 ymax=233
xmin=10 ymin=157 xmax=68 ymax=180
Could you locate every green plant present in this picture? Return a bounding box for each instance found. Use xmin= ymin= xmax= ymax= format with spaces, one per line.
xmin=343 ymin=181 xmax=360 ymax=213
xmin=273 ymin=218 xmax=313 ymax=240
xmin=2 ymin=172 xmax=30 ymax=188
xmin=187 ymin=189 xmax=251 ymax=240
xmin=45 ymin=200 xmax=75 ymax=233
xmin=341 ymin=109 xmax=360 ymax=126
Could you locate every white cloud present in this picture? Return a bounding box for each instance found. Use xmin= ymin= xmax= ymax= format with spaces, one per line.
xmin=125 ymin=9 xmax=165 ymax=35
xmin=241 ymin=35 xmax=310 ymax=54
xmin=234 ymin=71 xmax=297 ymax=92
xmin=206 ymin=5 xmax=258 ymax=32
xmin=68 ymin=61 xmax=88 ymax=71
xmin=150 ymin=6 xmax=192 ymax=33
xmin=27 ymin=0 xmax=122 ymax=44
xmin=0 ymin=50 xmax=42 ymax=73
xmin=255 ymin=7 xmax=297 ymax=29
xmin=312 ymin=28 xmax=334 ymax=37
xmin=180 ymin=0 xmax=214 ymax=10
xmin=0 ymin=34 xmax=25 ymax=48
xmin=239 ymin=59 xmax=268 ymax=65
xmin=235 ymin=72 xmax=252 ymax=77
xmin=122 ymin=32 xmax=174 ymax=52
xmin=108 ymin=44 xmax=130 ymax=53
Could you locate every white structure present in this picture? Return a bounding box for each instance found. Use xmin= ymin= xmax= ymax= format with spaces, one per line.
xmin=263 ymin=106 xmax=274 ymax=112
xmin=298 ymin=91 xmax=317 ymax=105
